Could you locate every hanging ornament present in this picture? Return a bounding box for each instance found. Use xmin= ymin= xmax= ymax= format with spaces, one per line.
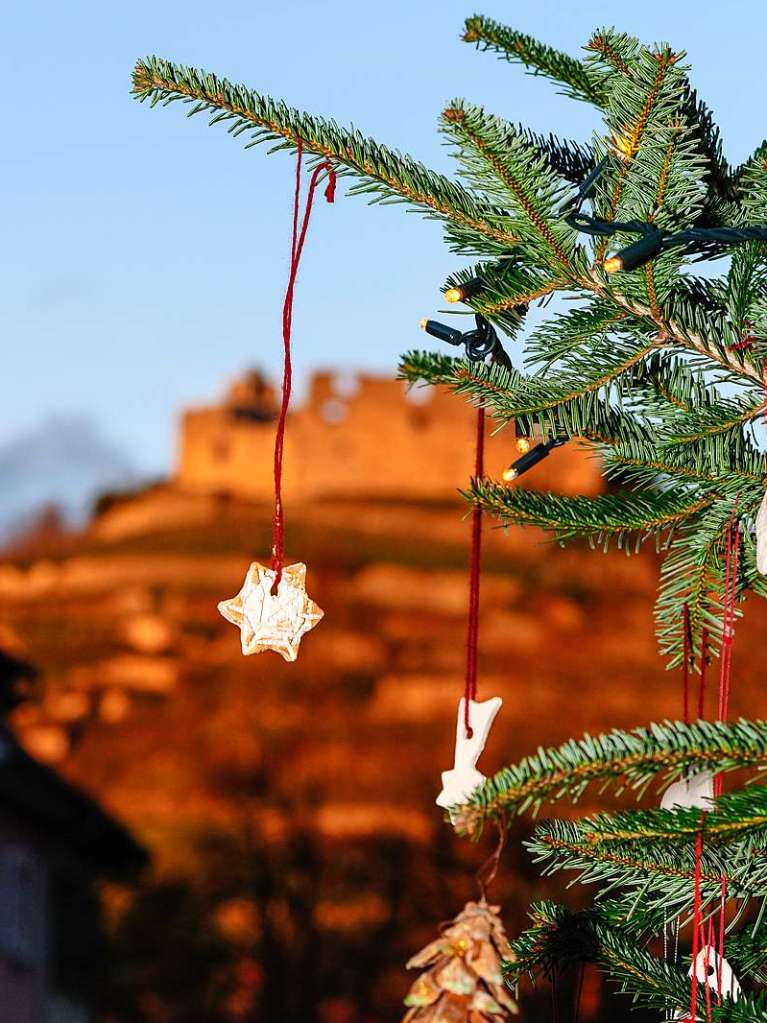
xmin=401 ymin=900 xmax=518 ymax=1022
xmin=218 ymin=145 xmax=334 ymax=657
xmin=660 ymin=771 xmax=714 ymax=812
xmin=437 ymin=696 xmax=503 ymax=812
xmin=755 ymin=490 xmax=767 ymax=574
xmin=434 ymin=406 xmax=502 ymax=818
xmin=689 ymin=946 xmax=741 ymax=1003
xmin=673 ymin=946 xmax=742 ymax=1019
xmin=218 ymin=562 xmax=323 ymax=661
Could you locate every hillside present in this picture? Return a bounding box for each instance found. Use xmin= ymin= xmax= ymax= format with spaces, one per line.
xmin=3 ymin=486 xmax=767 ymax=1022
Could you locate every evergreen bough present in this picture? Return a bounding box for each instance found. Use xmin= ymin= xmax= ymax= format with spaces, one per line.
xmin=133 ymin=18 xmax=767 ymax=1020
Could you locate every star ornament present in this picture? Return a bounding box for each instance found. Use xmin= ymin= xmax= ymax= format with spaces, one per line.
xmin=218 ymin=562 xmax=323 ymax=661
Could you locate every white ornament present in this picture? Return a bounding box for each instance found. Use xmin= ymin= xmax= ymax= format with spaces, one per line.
xmin=756 ymin=490 xmax=767 ymax=574
xmin=436 ymin=697 xmax=502 ymax=810
xmin=671 ymin=947 xmax=742 ymax=1020
xmin=689 ymin=946 xmax=741 ymax=1003
xmin=218 ymin=561 xmax=323 ymax=661
xmin=661 ymin=771 xmax=714 ymax=812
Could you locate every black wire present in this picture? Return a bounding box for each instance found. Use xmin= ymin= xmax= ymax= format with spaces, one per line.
xmin=562 ymin=158 xmax=767 ymax=260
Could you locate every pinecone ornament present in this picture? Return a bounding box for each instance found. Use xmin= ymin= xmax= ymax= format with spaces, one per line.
xmin=402 ymin=900 xmax=518 ymax=1023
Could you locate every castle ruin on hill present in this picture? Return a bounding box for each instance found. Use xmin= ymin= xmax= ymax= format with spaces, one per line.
xmin=176 ymin=370 xmax=603 ymax=501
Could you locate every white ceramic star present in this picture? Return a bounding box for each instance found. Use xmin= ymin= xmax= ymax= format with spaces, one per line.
xmin=218 ymin=561 xmax=323 ymax=661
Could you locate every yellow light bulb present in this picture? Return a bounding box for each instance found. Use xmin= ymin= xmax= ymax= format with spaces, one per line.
xmin=515 ymin=436 xmax=532 ymax=454
xmin=603 ymin=255 xmax=623 ymax=274
xmin=612 ymin=133 xmax=634 ymax=162
xmin=502 ymin=466 xmax=519 ymax=483
xmin=444 ymin=286 xmax=464 ymax=304
xmin=419 ymin=317 xmax=428 ymax=330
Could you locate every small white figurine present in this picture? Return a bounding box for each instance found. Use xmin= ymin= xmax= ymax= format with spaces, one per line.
xmin=436 ymin=696 xmax=503 ymax=810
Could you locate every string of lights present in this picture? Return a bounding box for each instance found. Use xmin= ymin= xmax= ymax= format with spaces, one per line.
xmin=424 ymin=150 xmax=767 ymax=484
xmin=419 ymin=315 xmax=563 ymax=481
xmin=562 ymin=155 xmax=767 ymax=272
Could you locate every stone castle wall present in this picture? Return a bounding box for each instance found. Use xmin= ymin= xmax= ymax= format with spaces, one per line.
xmin=176 ymin=371 xmax=603 ymax=500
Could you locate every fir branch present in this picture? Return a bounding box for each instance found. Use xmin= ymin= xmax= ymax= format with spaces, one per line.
xmin=399 ymin=346 xmax=658 ymax=446
xmin=726 ymin=243 xmax=767 ymax=335
xmin=443 ymin=261 xmax=559 ymax=337
xmin=630 ymin=350 xmax=714 ymax=414
xmin=462 ymin=16 xmax=605 ymax=106
xmin=528 ymin=817 xmax=767 ymax=920
xmin=655 ymin=512 xmax=736 ymax=669
xmin=452 ymin=719 xmax=767 ymax=836
xmin=441 ymin=102 xmax=580 ymax=271
xmin=725 ymin=927 xmax=767 ymax=985
xmin=524 ymin=302 xmax=630 ymax=371
xmin=585 ymin=30 xmax=636 ymax=77
xmin=601 ymin=48 xmax=682 ymax=225
xmin=466 ymin=481 xmax=712 ymax=550
xmin=508 ymin=901 xmax=764 ymax=1023
xmin=578 ymin=785 xmax=767 ymax=845
xmin=131 ymin=57 xmax=518 ymax=252
xmin=590 ymin=271 xmax=763 ymax=382
xmin=601 ymin=444 xmax=762 ymax=502
xmin=511 ymin=126 xmax=597 ymax=185
xmin=663 ymin=395 xmax=765 ymax=442
xmin=679 ymin=85 xmax=733 ymax=206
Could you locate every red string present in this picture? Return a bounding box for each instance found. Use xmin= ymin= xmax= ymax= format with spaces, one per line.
xmin=716 ymin=519 xmax=740 ymax=729
xmin=464 ymin=407 xmax=485 ymax=738
xmin=686 ymin=513 xmax=740 ymax=1021
xmin=698 ymin=627 xmax=708 ymax=720
xmin=729 ymin=336 xmax=755 ymax=351
xmin=689 ymin=825 xmax=704 ymax=1023
xmin=271 ymin=146 xmax=336 ymax=593
xmin=717 ymin=874 xmax=726 ymax=1005
xmin=703 ymin=922 xmax=714 ymax=1023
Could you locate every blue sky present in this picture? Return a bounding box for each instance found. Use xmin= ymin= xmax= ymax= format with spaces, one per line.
xmin=2 ymin=0 xmax=764 ymax=473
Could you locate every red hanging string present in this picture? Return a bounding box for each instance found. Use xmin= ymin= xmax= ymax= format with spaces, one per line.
xmin=463 ymin=407 xmax=485 ymax=738
xmin=689 ymin=825 xmax=704 ymax=1023
xmin=698 ymin=627 xmax=708 ymax=720
xmin=271 ymin=146 xmax=336 ymax=594
xmin=717 ymin=874 xmax=726 ymax=1005
xmin=703 ymin=922 xmax=714 ymax=1023
xmin=716 ymin=519 xmax=740 ymax=728
xmin=688 ymin=516 xmax=740 ymax=1021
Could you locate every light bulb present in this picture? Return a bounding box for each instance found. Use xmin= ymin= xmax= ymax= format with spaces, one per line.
xmin=443 ymin=277 xmax=482 ymax=304
xmin=612 ymin=133 xmax=634 ymax=162
xmin=603 ymin=255 xmax=623 ymax=274
xmin=515 ymin=436 xmax=532 ymax=454
xmin=502 ymin=466 xmax=519 ymax=483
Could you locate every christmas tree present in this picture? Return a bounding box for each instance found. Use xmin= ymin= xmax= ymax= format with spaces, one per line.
xmin=133 ymin=17 xmax=767 ymax=1021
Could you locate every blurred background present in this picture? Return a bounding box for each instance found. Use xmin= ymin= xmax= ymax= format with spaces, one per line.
xmin=3 ymin=0 xmax=767 ymax=1020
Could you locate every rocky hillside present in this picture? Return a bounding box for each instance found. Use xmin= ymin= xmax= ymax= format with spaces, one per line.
xmin=2 ymin=486 xmax=766 ymax=1022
